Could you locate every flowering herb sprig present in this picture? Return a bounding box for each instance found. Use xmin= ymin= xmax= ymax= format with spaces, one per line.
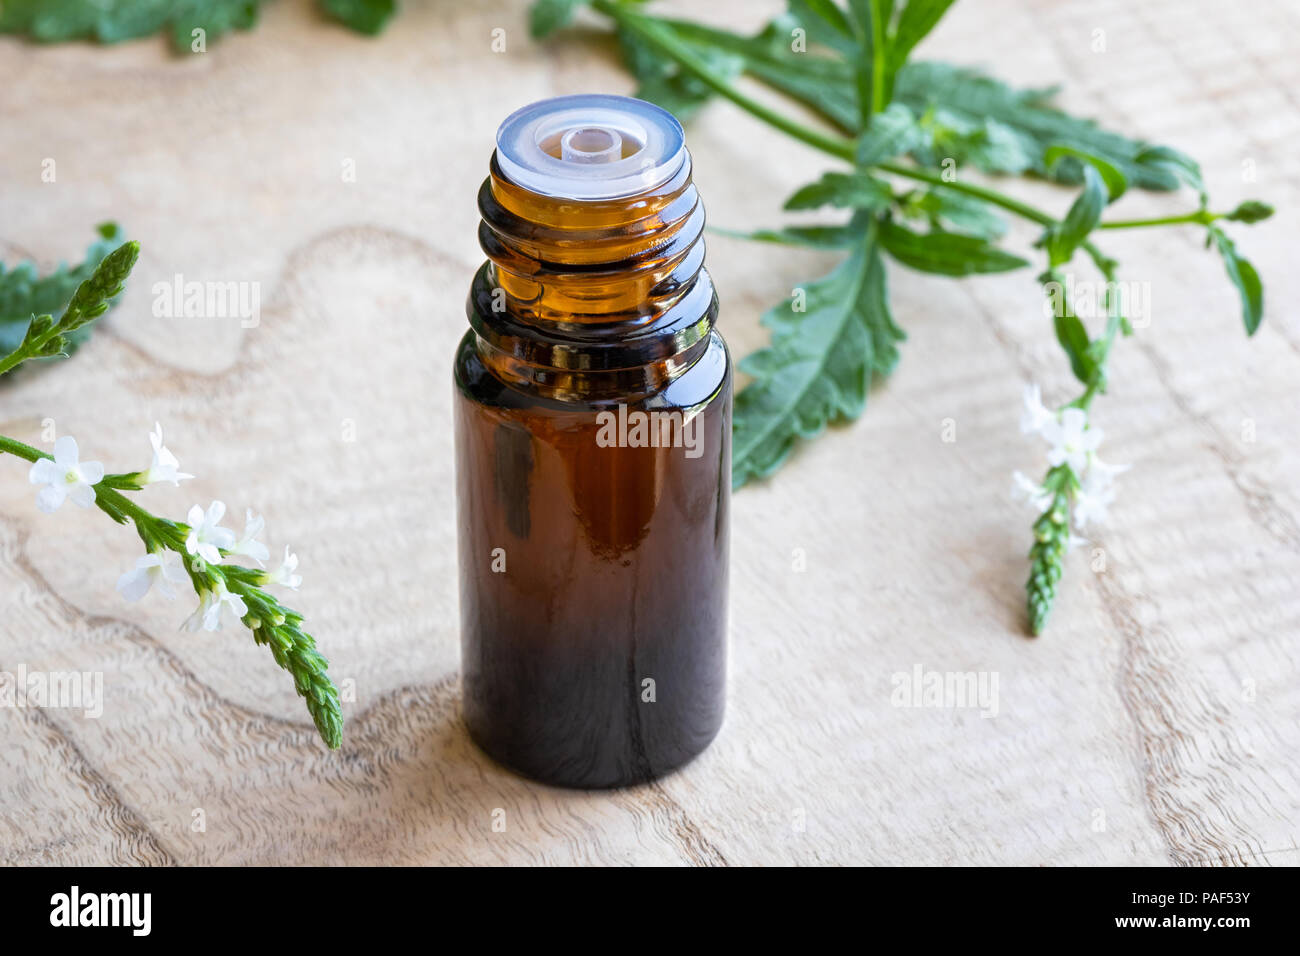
xmin=1013 ymin=387 xmax=1128 ymax=634
xmin=0 ymin=240 xmax=342 ymax=748
xmin=1 ymin=430 xmax=342 ymax=749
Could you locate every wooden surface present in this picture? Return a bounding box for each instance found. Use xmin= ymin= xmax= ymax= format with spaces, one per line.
xmin=2 ymin=0 xmax=1298 ymax=866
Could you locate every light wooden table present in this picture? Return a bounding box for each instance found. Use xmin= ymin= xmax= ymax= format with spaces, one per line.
xmin=2 ymin=0 xmax=1297 ymax=865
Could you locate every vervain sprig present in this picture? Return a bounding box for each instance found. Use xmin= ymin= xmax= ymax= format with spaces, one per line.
xmin=0 ymin=248 xmax=341 ymax=748
xmin=0 ymin=433 xmax=342 ymax=749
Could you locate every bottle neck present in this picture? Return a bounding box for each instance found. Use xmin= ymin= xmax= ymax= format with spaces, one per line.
xmin=468 ymin=151 xmax=717 ymax=402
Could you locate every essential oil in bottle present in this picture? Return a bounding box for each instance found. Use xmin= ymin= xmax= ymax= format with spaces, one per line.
xmin=454 ymin=95 xmax=730 ymax=789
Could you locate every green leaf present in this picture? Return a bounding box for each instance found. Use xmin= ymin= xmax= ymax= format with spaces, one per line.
xmin=0 ymin=223 xmax=127 ymax=369
xmin=716 ymin=220 xmax=870 ymax=250
xmin=787 ymin=0 xmax=857 ymax=53
xmin=1134 ymin=144 xmax=1205 ymax=203
xmin=879 ymin=219 xmax=1028 ymax=276
xmin=319 ymin=0 xmax=395 ymax=36
xmin=784 ymin=172 xmax=894 ymax=211
xmin=1208 ymin=226 xmax=1264 ymax=336
xmin=168 ymin=1 xmax=260 ymax=50
xmin=616 ymin=22 xmax=744 ymax=123
xmin=0 ymin=0 xmax=262 ymax=50
xmin=0 ymin=0 xmax=390 ymax=50
xmin=530 ymin=0 xmax=589 ymax=40
xmin=1045 ymin=144 xmax=1127 ymax=202
xmin=1044 ymin=164 xmax=1106 ymax=265
xmin=889 ymin=0 xmax=958 ymax=68
xmin=733 ymin=229 xmax=902 ymax=487
xmin=855 ymin=103 xmax=924 ymax=165
xmin=649 ymin=13 xmax=859 ymax=130
xmin=905 ymin=188 xmax=1007 ymax=238
xmin=1040 ymin=269 xmax=1096 ymax=384
xmin=914 ymin=109 xmax=1037 ymax=174
xmin=893 ymin=61 xmax=1187 ymax=190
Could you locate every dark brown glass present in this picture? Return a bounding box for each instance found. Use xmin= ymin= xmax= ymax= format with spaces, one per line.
xmin=454 ymin=148 xmax=730 ymax=789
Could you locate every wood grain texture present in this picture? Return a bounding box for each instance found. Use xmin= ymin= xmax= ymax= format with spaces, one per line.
xmin=1 ymin=0 xmax=1297 ymax=866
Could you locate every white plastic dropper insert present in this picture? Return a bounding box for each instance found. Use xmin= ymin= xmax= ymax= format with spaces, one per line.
xmin=495 ymin=94 xmax=686 ymax=201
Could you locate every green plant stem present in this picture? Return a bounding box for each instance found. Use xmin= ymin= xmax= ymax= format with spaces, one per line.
xmin=0 ymin=435 xmax=43 ymax=464
xmin=0 ymin=435 xmax=154 ymax=527
xmin=1098 ymin=210 xmax=1224 ymax=229
xmin=0 ymin=334 xmax=51 ymax=377
xmin=866 ymin=3 xmax=887 ymax=116
xmin=874 ymin=161 xmax=1053 ymax=226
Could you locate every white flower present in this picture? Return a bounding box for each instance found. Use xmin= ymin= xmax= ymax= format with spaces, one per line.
xmin=181 ymin=579 xmax=247 ymax=632
xmin=182 ymin=589 xmax=217 ymax=632
xmin=231 ymin=509 xmax=270 ymax=565
xmin=1041 ymin=407 xmax=1102 ymax=474
xmin=141 ymin=422 xmax=193 ymax=486
xmin=28 ymin=435 xmax=104 ymax=513
xmin=1089 ymin=454 xmax=1131 ymax=484
xmin=265 ymin=545 xmax=302 ymax=590
xmin=185 ymin=500 xmax=236 ymax=565
xmin=116 ymin=551 xmax=187 ymax=602
xmin=1020 ymin=384 xmax=1055 ymax=435
xmin=203 ymin=579 xmax=248 ymax=630
xmin=1011 ymin=470 xmax=1053 ymax=513
xmin=1073 ymin=468 xmax=1117 ymax=529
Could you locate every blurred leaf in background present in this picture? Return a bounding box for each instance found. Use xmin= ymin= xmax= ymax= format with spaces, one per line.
xmin=0 ymin=0 xmax=394 ymax=50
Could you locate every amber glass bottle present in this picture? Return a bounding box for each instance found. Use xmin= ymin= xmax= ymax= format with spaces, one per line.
xmin=454 ymin=95 xmax=730 ymax=789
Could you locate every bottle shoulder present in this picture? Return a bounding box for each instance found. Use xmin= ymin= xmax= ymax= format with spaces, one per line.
xmin=455 ymin=327 xmax=730 ymax=413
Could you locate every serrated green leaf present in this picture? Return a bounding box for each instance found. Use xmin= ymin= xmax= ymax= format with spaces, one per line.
xmin=879 ymin=219 xmax=1028 ymax=275
xmin=915 ymin=109 xmax=1037 ymax=174
xmin=894 ymin=61 xmax=1185 ymax=190
xmin=855 ymin=103 xmax=924 ymax=165
xmin=906 ymin=189 xmax=1007 ymax=238
xmin=733 ymin=229 xmax=902 ymax=487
